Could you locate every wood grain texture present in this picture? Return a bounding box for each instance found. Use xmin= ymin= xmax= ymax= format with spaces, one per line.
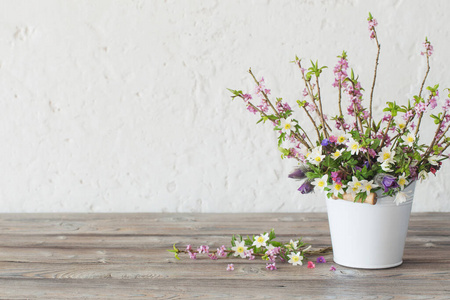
xmin=0 ymin=213 xmax=448 ymax=299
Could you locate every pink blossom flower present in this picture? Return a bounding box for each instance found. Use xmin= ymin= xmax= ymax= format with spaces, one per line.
xmin=226 ymin=264 xmax=234 ymax=271
xmin=189 ymin=252 xmax=197 ymax=260
xmin=316 ymin=256 xmax=327 ymax=263
xmin=302 ymin=88 xmax=308 ymax=97
xmin=428 ymin=97 xmax=438 ymax=110
xmin=246 ymin=104 xmax=258 ymax=114
xmin=217 ymin=245 xmax=227 ymax=257
xmin=329 ymin=135 xmax=338 ymax=143
xmin=208 ymin=253 xmax=218 ymax=260
xmin=258 ymin=101 xmax=269 ymax=113
xmin=264 ymin=89 xmax=271 ymax=95
xmin=443 ymin=99 xmax=450 ymax=112
xmin=382 ymin=114 xmax=392 ymax=122
xmin=330 ymin=265 xmax=337 ymax=271
xmin=186 ymin=245 xmax=192 ymax=252
xmin=307 ymin=261 xmax=316 ymax=269
xmin=266 ymin=263 xmax=277 ymax=271
xmin=421 ymin=39 xmax=433 ymax=56
xmin=197 ymin=245 xmax=209 ymax=254
xmin=404 ymin=110 xmax=414 ymax=120
xmin=415 ymin=102 xmax=427 ymax=114
xmin=242 ymin=93 xmax=252 ymax=101
xmin=306 ymin=102 xmax=317 ymax=112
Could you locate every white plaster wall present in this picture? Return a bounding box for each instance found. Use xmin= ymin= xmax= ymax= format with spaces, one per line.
xmin=0 ymin=0 xmax=449 ymax=212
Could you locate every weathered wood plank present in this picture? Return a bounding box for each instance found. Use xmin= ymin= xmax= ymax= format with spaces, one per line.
xmin=0 ymin=213 xmax=448 ymax=299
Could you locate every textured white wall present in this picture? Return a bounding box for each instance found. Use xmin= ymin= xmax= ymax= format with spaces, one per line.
xmin=0 ymin=0 xmax=449 ymax=212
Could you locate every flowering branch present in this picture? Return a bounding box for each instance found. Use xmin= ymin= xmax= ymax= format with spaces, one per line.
xmin=368 ymin=13 xmax=381 ymax=133
xmin=168 ymin=229 xmax=333 ymax=270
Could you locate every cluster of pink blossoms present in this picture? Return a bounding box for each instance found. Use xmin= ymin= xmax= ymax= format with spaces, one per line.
xmin=186 ymin=244 xmax=227 ymax=260
xmin=421 ymin=39 xmax=434 ymax=56
xmin=368 ymin=17 xmax=378 ymax=39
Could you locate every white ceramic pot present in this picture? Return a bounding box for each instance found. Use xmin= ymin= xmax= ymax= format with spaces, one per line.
xmin=325 ymin=181 xmax=416 ymax=269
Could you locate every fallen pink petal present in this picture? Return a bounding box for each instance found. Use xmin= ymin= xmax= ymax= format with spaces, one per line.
xmin=307 ymin=261 xmax=316 ymax=269
xmin=330 ymin=265 xmax=337 ymax=271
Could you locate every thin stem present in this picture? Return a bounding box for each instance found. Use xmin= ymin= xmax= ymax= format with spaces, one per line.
xmin=315 ymin=77 xmax=329 ymax=138
xmin=368 ymin=29 xmax=381 ymax=133
xmin=302 ymin=106 xmax=321 ymax=141
xmin=379 ymin=117 xmax=393 ymax=150
xmin=177 ymin=246 xmax=333 ymax=257
xmin=418 ymin=55 xmax=430 ymax=99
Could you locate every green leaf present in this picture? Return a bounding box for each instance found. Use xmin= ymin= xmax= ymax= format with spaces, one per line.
xmin=174 ymin=253 xmax=180 ymax=260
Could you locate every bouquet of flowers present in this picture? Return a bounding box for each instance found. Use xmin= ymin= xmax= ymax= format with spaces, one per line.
xmin=229 ymin=13 xmax=448 ymax=205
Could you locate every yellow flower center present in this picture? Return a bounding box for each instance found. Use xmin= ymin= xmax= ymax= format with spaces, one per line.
xmin=366 ymin=185 xmax=372 ymax=191
xmin=399 ymin=178 xmax=406 ymax=185
xmin=257 ymin=237 xmax=264 ymax=243
xmin=383 ymin=153 xmax=391 ymax=160
xmin=352 ymin=186 xmax=359 ymax=192
xmin=284 ymin=124 xmax=291 ymax=130
xmin=315 ymin=156 xmax=322 ymax=162
xmin=399 ymin=123 xmax=405 ymax=129
xmin=333 ymin=151 xmax=340 ymax=157
xmin=335 ymin=184 xmax=342 ymax=190
xmin=354 ymin=182 xmax=361 ymax=188
xmin=237 ymin=247 xmax=244 ymax=253
xmin=318 ymin=181 xmax=325 ymax=187
xmin=338 ymin=136 xmax=345 ymax=143
xmin=352 ymin=144 xmax=358 ymax=150
xmin=292 ymin=256 xmax=299 ymax=262
xmin=407 ymin=137 xmax=414 ymax=143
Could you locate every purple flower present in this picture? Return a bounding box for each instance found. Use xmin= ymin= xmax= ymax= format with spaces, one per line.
xmin=316 ymin=256 xmax=327 ymax=263
xmin=381 ymin=175 xmax=399 ymax=192
xmin=363 ymin=161 xmax=371 ymax=170
xmin=289 ymin=168 xmax=306 ymax=179
xmin=321 ymin=139 xmax=330 ymax=146
xmin=298 ymin=181 xmax=313 ymax=194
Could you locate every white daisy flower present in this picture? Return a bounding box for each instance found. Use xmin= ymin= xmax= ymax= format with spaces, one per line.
xmin=347 ymin=176 xmax=363 ymax=195
xmin=396 ymin=117 xmax=407 ymax=131
xmin=252 ymin=233 xmax=269 ymax=248
xmin=331 ymin=149 xmax=342 ymax=160
xmin=280 ymin=118 xmax=295 ymax=135
xmin=361 ymin=180 xmax=379 ymax=196
xmin=287 ymin=251 xmax=303 ymax=266
xmin=397 ymin=173 xmax=408 ymax=190
xmin=394 ymin=191 xmax=408 ymax=206
xmin=336 ymin=131 xmax=351 ymax=144
xmin=377 ymin=146 xmax=395 ymax=164
xmin=330 ymin=182 xmax=346 ymax=197
xmin=308 ymin=146 xmax=325 ymax=166
xmin=311 ymin=174 xmax=329 ymax=193
xmin=347 ymin=138 xmax=361 ymax=155
xmin=231 ymin=240 xmax=248 ymax=258
xmin=404 ymin=133 xmax=415 ymax=147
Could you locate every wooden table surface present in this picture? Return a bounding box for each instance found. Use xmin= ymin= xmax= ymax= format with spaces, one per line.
xmin=0 ymin=213 xmax=448 ymax=299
